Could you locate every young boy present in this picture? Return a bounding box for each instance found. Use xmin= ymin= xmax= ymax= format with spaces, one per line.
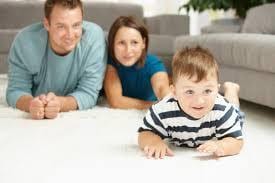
xmin=138 ymin=47 xmax=244 ymax=159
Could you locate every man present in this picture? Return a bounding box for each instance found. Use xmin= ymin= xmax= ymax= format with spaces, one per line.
xmin=6 ymin=0 xmax=107 ymax=119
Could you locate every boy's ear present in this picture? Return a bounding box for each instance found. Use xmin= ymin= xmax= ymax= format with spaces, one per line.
xmin=170 ymin=84 xmax=177 ymax=99
xmin=218 ymin=83 xmax=221 ymax=91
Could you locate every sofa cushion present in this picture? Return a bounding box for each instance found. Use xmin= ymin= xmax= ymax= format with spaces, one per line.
xmin=148 ymin=34 xmax=175 ymax=56
xmin=149 ymin=34 xmax=175 ymax=74
xmin=241 ymin=3 xmax=275 ymax=34
xmin=84 ymin=2 xmax=143 ymax=31
xmin=175 ymin=33 xmax=275 ymax=74
xmin=0 ymin=1 xmax=44 ymax=29
xmin=0 ymin=30 xmax=20 ymax=53
xmin=0 ymin=1 xmax=144 ymax=31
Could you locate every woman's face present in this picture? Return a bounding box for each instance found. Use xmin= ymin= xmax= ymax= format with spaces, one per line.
xmin=114 ymin=26 xmax=145 ymax=67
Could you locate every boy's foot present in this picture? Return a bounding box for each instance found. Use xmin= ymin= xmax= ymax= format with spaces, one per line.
xmin=223 ymin=82 xmax=240 ymax=95
xmin=222 ymin=81 xmax=240 ymax=107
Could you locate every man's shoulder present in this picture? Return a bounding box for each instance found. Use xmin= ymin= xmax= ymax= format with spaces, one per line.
xmin=9 ymin=22 xmax=47 ymax=69
xmin=81 ymin=21 xmax=105 ymax=42
xmin=16 ymin=22 xmax=46 ymax=39
xmin=13 ymin=22 xmax=47 ymax=48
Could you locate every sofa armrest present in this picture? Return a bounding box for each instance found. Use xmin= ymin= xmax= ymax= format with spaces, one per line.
xmin=144 ymin=14 xmax=189 ymax=36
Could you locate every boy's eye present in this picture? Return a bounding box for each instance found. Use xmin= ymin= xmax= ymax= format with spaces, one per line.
xmin=204 ymin=89 xmax=212 ymax=94
xmin=185 ymin=90 xmax=194 ymax=95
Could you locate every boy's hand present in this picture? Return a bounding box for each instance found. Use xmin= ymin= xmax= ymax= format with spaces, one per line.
xmin=197 ymin=140 xmax=225 ymax=157
xmin=143 ymin=141 xmax=174 ymax=159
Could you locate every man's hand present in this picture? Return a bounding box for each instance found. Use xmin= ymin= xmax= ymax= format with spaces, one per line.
xmin=44 ymin=92 xmax=61 ymax=119
xmin=143 ymin=141 xmax=174 ymax=159
xmin=29 ymin=97 xmax=45 ymax=120
xmin=197 ymin=140 xmax=225 ymax=157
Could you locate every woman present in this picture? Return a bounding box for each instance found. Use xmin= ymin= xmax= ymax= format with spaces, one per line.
xmin=104 ymin=16 xmax=170 ymax=109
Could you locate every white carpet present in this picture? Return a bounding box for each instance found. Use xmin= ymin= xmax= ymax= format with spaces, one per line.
xmin=0 ymin=74 xmax=275 ymax=183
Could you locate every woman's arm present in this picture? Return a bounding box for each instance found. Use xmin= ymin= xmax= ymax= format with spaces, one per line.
xmin=104 ymin=65 xmax=153 ymax=109
xmin=151 ymin=72 xmax=170 ymax=100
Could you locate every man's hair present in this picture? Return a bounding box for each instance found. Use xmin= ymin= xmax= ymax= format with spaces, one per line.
xmin=172 ymin=46 xmax=219 ymax=84
xmin=108 ymin=16 xmax=149 ymax=67
xmin=44 ymin=0 xmax=83 ymax=20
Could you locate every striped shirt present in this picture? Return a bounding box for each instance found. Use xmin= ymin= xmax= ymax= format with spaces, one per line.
xmin=138 ymin=94 xmax=244 ymax=148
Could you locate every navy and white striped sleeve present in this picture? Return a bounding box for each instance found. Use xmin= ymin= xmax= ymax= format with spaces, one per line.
xmin=215 ymin=106 xmax=244 ymax=140
xmin=138 ymin=106 xmax=169 ymax=139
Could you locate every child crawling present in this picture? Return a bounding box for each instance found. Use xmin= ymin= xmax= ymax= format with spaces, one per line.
xmin=138 ymin=47 xmax=244 ymax=159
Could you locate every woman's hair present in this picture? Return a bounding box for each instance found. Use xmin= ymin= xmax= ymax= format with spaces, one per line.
xmin=44 ymin=0 xmax=83 ymax=21
xmin=172 ymin=46 xmax=219 ymax=84
xmin=108 ymin=16 xmax=149 ymax=66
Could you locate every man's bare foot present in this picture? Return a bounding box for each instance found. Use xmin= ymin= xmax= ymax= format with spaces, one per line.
xmin=222 ymin=82 xmax=240 ymax=107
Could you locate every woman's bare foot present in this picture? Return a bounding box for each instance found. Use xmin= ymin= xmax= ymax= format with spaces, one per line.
xmin=223 ymin=82 xmax=240 ymax=107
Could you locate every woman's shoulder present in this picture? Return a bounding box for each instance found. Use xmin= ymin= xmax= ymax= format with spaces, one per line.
xmin=146 ymin=54 xmax=160 ymax=61
xmin=145 ymin=54 xmax=166 ymax=73
xmin=145 ymin=54 xmax=163 ymax=65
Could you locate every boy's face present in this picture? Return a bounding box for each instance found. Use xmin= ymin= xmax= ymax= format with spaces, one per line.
xmin=171 ymin=73 xmax=219 ymax=119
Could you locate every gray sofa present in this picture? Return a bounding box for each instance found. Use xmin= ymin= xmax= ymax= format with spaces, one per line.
xmin=175 ymin=3 xmax=275 ymax=109
xmin=0 ymin=0 xmax=189 ymax=74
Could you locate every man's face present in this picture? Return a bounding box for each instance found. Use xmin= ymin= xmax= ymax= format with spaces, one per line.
xmin=171 ymin=73 xmax=219 ymax=119
xmin=44 ymin=5 xmax=83 ymax=55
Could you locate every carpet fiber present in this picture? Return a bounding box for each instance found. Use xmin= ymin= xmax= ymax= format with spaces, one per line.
xmin=0 ymin=74 xmax=274 ymax=183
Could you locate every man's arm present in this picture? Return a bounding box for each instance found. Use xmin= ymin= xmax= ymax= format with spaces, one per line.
xmin=16 ymin=95 xmax=33 ymax=112
xmin=69 ymin=25 xmax=107 ymax=110
xmin=6 ymin=39 xmax=34 ymax=109
xmin=16 ymin=95 xmax=45 ymax=120
xmin=57 ymin=96 xmax=78 ymax=112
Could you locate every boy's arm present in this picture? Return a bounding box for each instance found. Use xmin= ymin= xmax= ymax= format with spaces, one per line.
xmin=138 ymin=131 xmax=164 ymax=149
xmin=216 ymin=137 xmax=243 ymax=156
xmin=202 ymin=102 xmax=245 ymax=157
xmin=197 ymin=137 xmax=243 ymax=157
xmin=138 ymin=131 xmax=174 ymax=159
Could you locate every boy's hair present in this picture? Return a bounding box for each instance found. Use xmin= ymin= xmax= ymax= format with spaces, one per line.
xmin=44 ymin=0 xmax=83 ymax=21
xmin=172 ymin=47 xmax=219 ymax=84
xmin=108 ymin=16 xmax=149 ymax=67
